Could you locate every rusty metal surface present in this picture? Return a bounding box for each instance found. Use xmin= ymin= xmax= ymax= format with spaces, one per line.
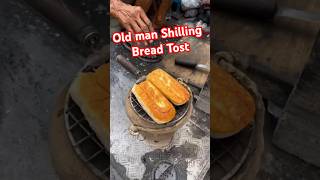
xmin=110 ymin=43 xmax=210 ymax=179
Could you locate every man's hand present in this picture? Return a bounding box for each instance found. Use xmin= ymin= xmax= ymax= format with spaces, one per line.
xmin=110 ymin=0 xmax=154 ymax=34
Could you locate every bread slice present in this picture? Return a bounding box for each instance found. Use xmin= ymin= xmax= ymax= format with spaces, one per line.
xmin=146 ymin=69 xmax=190 ymax=105
xmin=132 ymin=80 xmax=176 ymax=124
xmin=211 ymin=64 xmax=255 ymax=138
xmin=69 ymin=64 xmax=109 ymax=147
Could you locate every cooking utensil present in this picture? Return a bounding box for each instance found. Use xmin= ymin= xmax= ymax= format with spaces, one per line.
xmin=173 ymin=56 xmax=210 ymax=114
xmin=111 ymin=54 xmax=209 ymax=180
xmin=215 ymin=0 xmax=320 ymax=22
xmin=116 ymin=54 xmax=143 ymax=78
xmin=175 ymin=58 xmax=210 ymax=73
xmin=116 ymin=54 xmax=193 ymax=128
xmin=128 ymin=89 xmax=191 ymax=128
xmin=160 ymin=37 xmax=210 ymax=89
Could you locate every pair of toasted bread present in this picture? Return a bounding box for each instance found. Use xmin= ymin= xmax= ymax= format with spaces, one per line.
xmin=132 ymin=69 xmax=191 ymax=124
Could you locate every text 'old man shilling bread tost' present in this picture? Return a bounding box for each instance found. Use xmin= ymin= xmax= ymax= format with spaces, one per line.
xmin=212 ymin=64 xmax=256 ymax=138
xmin=69 ymin=64 xmax=109 ymax=147
xmin=147 ymin=69 xmax=190 ymax=106
xmin=132 ymin=80 xmax=176 ymax=124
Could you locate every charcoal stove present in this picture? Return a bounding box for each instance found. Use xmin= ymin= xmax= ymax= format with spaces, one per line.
xmin=125 ymin=79 xmax=193 ymax=147
xmin=212 ymin=59 xmax=265 ymax=180
xmin=110 ymin=51 xmax=210 ymax=179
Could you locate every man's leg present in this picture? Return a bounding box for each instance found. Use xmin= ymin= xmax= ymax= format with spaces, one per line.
xmin=153 ymin=0 xmax=171 ymax=28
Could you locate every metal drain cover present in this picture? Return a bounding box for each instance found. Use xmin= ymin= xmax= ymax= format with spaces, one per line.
xmin=153 ymin=161 xmax=177 ymax=180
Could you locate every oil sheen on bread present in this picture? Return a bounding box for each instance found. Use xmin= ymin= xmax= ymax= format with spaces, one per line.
xmin=147 ymin=69 xmax=190 ymax=105
xmin=132 ymin=80 xmax=176 ymax=124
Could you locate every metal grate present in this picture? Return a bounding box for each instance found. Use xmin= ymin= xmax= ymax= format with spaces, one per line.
xmin=129 ymin=92 xmax=190 ymax=128
xmin=129 ymin=78 xmax=193 ymax=128
xmin=65 ymin=97 xmax=109 ymax=179
xmin=211 ymin=124 xmax=255 ymax=180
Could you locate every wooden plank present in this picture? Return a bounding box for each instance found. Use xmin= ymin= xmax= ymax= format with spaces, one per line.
xmin=160 ymin=37 xmax=210 ymax=89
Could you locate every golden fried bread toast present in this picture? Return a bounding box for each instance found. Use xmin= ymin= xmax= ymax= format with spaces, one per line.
xmin=212 ymin=64 xmax=256 ymax=137
xmin=147 ymin=69 xmax=190 ymax=105
xmin=132 ymin=80 xmax=176 ymax=124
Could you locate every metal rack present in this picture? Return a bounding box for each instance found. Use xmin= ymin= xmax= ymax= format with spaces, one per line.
xmin=130 ymin=92 xmax=190 ymax=127
xmin=65 ymin=96 xmax=109 ymax=179
xmin=212 ymin=125 xmax=254 ymax=180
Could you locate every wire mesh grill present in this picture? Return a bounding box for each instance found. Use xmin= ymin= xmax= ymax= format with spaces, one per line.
xmin=65 ymin=97 xmax=109 ymax=179
xmin=129 ymin=92 xmax=190 ymax=128
xmin=211 ymin=124 xmax=255 ymax=180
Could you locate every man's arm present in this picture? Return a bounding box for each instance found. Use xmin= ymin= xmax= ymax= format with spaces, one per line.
xmin=110 ymin=0 xmax=154 ymax=33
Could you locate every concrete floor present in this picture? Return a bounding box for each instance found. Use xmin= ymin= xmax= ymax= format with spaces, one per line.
xmin=0 ymin=0 xmax=86 ymax=179
xmin=257 ymin=112 xmax=320 ymax=180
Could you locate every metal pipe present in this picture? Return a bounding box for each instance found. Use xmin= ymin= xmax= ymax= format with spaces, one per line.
xmin=25 ymin=0 xmax=100 ymax=48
